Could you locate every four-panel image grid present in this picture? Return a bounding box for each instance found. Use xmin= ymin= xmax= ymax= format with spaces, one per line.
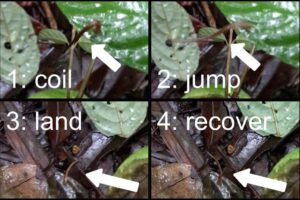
xmin=0 ymin=1 xmax=299 ymax=199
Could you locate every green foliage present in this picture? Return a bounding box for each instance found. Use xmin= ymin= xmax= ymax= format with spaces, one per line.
xmin=237 ymin=102 xmax=299 ymax=137
xmin=57 ymin=2 xmax=148 ymax=73
xmin=216 ymin=2 xmax=299 ymax=67
xmin=182 ymin=85 xmax=250 ymax=99
xmin=29 ymin=89 xmax=78 ymax=99
xmin=151 ymin=2 xmax=200 ymax=81
xmin=262 ymin=148 xmax=299 ymax=198
xmin=38 ymin=28 xmax=69 ymax=44
xmin=82 ymin=101 xmax=147 ymax=138
xmin=0 ymin=2 xmax=39 ymax=85
xmin=198 ymin=27 xmax=227 ymax=43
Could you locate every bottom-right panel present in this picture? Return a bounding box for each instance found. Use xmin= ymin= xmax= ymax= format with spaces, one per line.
xmin=151 ymin=101 xmax=299 ymax=199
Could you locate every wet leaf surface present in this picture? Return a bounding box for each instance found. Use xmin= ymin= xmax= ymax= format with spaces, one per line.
xmin=216 ymin=2 xmax=299 ymax=67
xmin=57 ymin=2 xmax=148 ymax=73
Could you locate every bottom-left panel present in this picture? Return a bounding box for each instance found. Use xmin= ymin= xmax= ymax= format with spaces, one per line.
xmin=0 ymin=101 xmax=149 ymax=199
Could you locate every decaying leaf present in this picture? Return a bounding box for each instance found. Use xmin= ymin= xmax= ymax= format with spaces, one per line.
xmin=151 ymin=163 xmax=202 ymax=198
xmin=82 ymin=101 xmax=147 ymax=138
xmin=0 ymin=164 xmax=47 ymax=198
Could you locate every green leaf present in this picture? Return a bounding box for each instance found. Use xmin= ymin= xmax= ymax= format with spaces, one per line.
xmin=182 ymin=85 xmax=250 ymax=99
xmin=237 ymin=102 xmax=299 ymax=137
xmin=29 ymin=89 xmax=78 ymax=99
xmin=82 ymin=101 xmax=147 ymax=138
xmin=78 ymin=36 xmax=92 ymax=53
xmin=38 ymin=28 xmax=69 ymax=44
xmin=151 ymin=2 xmax=200 ymax=81
xmin=0 ymin=2 xmax=39 ymax=85
xmin=198 ymin=27 xmax=227 ymax=42
xmin=108 ymin=146 xmax=148 ymax=198
xmin=262 ymin=148 xmax=299 ymax=198
xmin=215 ymin=2 xmax=299 ymax=68
xmin=234 ymin=35 xmax=254 ymax=51
xmin=57 ymin=2 xmax=148 ymax=73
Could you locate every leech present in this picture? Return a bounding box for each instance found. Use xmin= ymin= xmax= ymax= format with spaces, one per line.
xmin=64 ymin=159 xmax=78 ymax=184
xmin=67 ymin=20 xmax=101 ymax=49
xmin=172 ymin=21 xmax=253 ymax=45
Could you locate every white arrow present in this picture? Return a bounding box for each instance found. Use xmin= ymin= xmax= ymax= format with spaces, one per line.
xmin=234 ymin=168 xmax=287 ymax=192
xmin=231 ymin=43 xmax=261 ymax=71
xmin=91 ymin=44 xmax=121 ymax=72
xmin=86 ymin=169 xmax=139 ymax=192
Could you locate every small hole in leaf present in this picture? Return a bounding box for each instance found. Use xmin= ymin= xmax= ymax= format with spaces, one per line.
xmin=107 ymin=101 xmax=111 ymax=105
xmin=170 ymin=53 xmax=174 ymax=58
xmin=4 ymin=42 xmax=11 ymax=50
xmin=179 ymin=61 xmax=182 ymax=64
xmin=18 ymin=65 xmax=21 ymax=68
xmin=177 ymin=46 xmax=185 ymax=51
xmin=247 ymin=105 xmax=251 ymax=109
xmin=119 ymin=110 xmax=123 ymax=114
xmin=92 ymin=106 xmax=95 ymax=110
xmin=275 ymin=109 xmax=278 ymax=113
xmin=165 ymin=39 xmax=173 ymax=47
xmin=17 ymin=48 xmax=24 ymax=54
xmin=8 ymin=57 xmax=12 ymax=61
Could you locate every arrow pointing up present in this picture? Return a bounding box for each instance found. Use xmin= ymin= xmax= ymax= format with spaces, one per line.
xmin=231 ymin=43 xmax=261 ymax=71
xmin=86 ymin=169 xmax=139 ymax=192
xmin=91 ymin=44 xmax=121 ymax=72
xmin=234 ymin=168 xmax=287 ymax=192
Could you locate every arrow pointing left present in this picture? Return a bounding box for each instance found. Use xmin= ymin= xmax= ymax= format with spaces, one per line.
xmin=234 ymin=168 xmax=287 ymax=192
xmin=86 ymin=169 xmax=139 ymax=192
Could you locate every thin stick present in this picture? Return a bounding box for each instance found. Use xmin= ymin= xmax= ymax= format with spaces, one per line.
xmin=66 ymin=28 xmax=76 ymax=98
xmin=64 ymin=160 xmax=78 ymax=184
xmin=77 ymin=58 xmax=96 ymax=98
xmin=232 ymin=45 xmax=256 ymax=98
xmin=41 ymin=2 xmax=57 ymax=29
xmin=172 ymin=22 xmax=252 ymax=45
xmin=225 ymin=29 xmax=233 ymax=97
xmin=200 ymin=1 xmax=216 ymax=28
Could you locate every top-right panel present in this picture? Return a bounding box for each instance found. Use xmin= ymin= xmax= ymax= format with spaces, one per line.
xmin=151 ymin=1 xmax=299 ymax=99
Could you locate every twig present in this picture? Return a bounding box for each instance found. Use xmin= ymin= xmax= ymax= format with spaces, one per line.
xmin=77 ymin=58 xmax=96 ymax=98
xmin=206 ymin=151 xmax=223 ymax=184
xmin=66 ymin=28 xmax=76 ymax=98
xmin=68 ymin=21 xmax=101 ymax=49
xmin=172 ymin=22 xmax=252 ymax=45
xmin=232 ymin=45 xmax=256 ymax=98
xmin=225 ymin=29 xmax=233 ymax=97
xmin=64 ymin=159 xmax=78 ymax=184
xmin=200 ymin=1 xmax=216 ymax=28
xmin=41 ymin=1 xmax=57 ymax=29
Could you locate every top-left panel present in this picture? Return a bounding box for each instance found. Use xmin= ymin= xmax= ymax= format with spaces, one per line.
xmin=0 ymin=1 xmax=149 ymax=99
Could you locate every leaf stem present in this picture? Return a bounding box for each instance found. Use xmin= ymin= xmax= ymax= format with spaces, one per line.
xmin=66 ymin=28 xmax=76 ymax=98
xmin=172 ymin=21 xmax=252 ymax=45
xmin=232 ymin=45 xmax=256 ymax=98
xmin=225 ymin=29 xmax=233 ymax=97
xmin=77 ymin=58 xmax=96 ymax=98
xmin=67 ymin=20 xmax=101 ymax=50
